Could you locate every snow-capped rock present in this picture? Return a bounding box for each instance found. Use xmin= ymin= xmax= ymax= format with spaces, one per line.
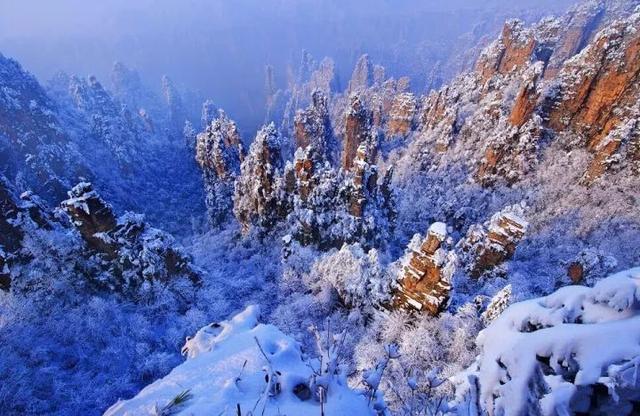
xmin=393 ymin=222 xmax=457 ymax=315
xmin=195 ymin=110 xmax=243 ymax=227
xmin=62 ymin=182 xmax=201 ymax=295
xmin=457 ymin=204 xmax=528 ymax=279
xmin=453 ymin=267 xmax=640 ymax=415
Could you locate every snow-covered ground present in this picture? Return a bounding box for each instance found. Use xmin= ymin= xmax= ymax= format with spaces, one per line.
xmin=453 ymin=267 xmax=640 ymax=415
xmin=105 ymin=305 xmax=375 ymax=416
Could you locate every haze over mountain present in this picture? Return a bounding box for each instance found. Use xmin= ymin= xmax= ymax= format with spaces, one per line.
xmin=1 ymin=1 xmax=640 ymax=415
xmin=0 ymin=0 xmax=574 ymax=131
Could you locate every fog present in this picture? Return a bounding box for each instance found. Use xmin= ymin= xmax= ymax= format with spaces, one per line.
xmin=0 ymin=0 xmax=575 ymax=130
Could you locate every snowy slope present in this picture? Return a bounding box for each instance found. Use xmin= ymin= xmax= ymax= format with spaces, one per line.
xmin=105 ymin=305 xmax=375 ymax=416
xmin=453 ymin=267 xmax=640 ymax=415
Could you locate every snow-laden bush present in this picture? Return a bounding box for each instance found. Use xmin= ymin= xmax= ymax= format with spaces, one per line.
xmin=307 ymin=243 xmax=392 ymax=312
xmin=452 ymin=267 xmax=640 ymax=416
xmin=354 ymin=305 xmax=481 ymax=414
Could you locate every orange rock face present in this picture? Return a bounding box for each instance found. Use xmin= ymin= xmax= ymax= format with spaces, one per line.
xmin=386 ymin=93 xmax=417 ymax=137
xmin=393 ymin=223 xmax=454 ymax=315
xmin=476 ymin=20 xmax=536 ymax=84
xmin=293 ymin=149 xmax=315 ymax=202
xmin=342 ymin=95 xmax=372 ymax=171
xmin=420 ymin=89 xmax=448 ymax=131
xmin=475 ymin=147 xmax=502 ymax=185
xmin=548 ymin=13 xmax=640 ymax=182
xmin=348 ymin=143 xmax=377 ymax=218
xmin=567 ymin=262 xmax=585 ymax=283
xmin=419 ymin=86 xmax=460 ymax=153
xmin=459 ymin=8 xmax=639 ymax=187
xmin=497 ymin=21 xmax=536 ymax=75
xmin=543 ymin=3 xmax=605 ymax=80
xmin=370 ymin=79 xmax=399 ymax=129
xmin=550 ymin=26 xmax=640 ymax=134
xmin=509 ymin=63 xmax=543 ymax=127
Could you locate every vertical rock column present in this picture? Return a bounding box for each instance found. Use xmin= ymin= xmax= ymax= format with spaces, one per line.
xmin=386 ymin=92 xmax=417 ymax=137
xmin=342 ymin=94 xmax=372 ymax=171
xmin=233 ymin=123 xmax=285 ymax=233
xmin=349 ymin=143 xmax=378 ymax=218
xmin=195 ymin=110 xmax=243 ymax=227
xmin=457 ymin=205 xmax=528 ymax=278
xmin=393 ymin=222 xmax=456 ymax=315
xmin=293 ymin=90 xmax=333 ymax=161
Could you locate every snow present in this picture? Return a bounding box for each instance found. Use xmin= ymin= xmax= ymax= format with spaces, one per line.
xmin=406 ymin=297 xmax=423 ymax=310
xmin=453 ymin=267 xmax=640 ymax=415
xmin=428 ymin=221 xmax=447 ymax=240
xmin=61 ymin=182 xmax=96 ymax=215
xmin=2 ymin=3 xmax=640 ymax=415
xmin=105 ymin=305 xmax=375 ymax=416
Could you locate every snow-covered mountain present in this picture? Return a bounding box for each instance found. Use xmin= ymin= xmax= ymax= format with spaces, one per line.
xmin=1 ymin=55 xmax=206 ymax=235
xmin=1 ymin=1 xmax=640 ymax=415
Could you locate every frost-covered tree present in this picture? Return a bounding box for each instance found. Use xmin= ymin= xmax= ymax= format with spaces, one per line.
xmin=354 ymin=305 xmax=481 ymax=414
xmin=182 ymin=120 xmax=196 ymax=150
xmin=161 ymin=75 xmax=186 ymax=137
xmin=200 ymin=99 xmax=217 ymax=128
xmin=308 ymin=243 xmax=391 ymax=312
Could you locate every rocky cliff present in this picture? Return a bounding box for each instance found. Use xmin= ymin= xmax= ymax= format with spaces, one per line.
xmin=0 ymin=52 xmax=207 ymax=234
xmin=58 ymin=182 xmax=202 ymax=296
xmin=192 ymin=1 xmax=640 ymax=300
xmin=457 ymin=204 xmax=528 ymax=279
xmin=0 ymin=53 xmax=86 ymax=201
xmin=195 ymin=110 xmax=243 ymax=226
xmin=220 ymin=0 xmax=639 ymax=317
xmin=0 ymin=178 xmax=201 ymax=299
xmin=409 ymin=1 xmax=640 ymax=186
xmin=0 ymin=175 xmax=57 ymax=291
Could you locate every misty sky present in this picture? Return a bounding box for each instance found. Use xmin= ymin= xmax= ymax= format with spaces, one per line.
xmin=0 ymin=0 xmax=576 ymax=130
